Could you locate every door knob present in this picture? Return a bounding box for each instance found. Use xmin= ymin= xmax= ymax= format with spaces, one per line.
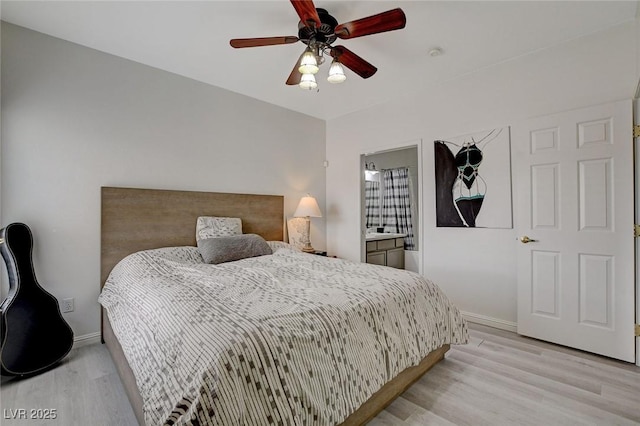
xmin=520 ymin=236 xmax=538 ymax=244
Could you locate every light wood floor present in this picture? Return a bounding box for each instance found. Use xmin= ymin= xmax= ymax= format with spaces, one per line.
xmin=1 ymin=323 xmax=638 ymax=425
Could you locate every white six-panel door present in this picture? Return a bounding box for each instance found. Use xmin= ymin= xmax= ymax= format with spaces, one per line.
xmin=515 ymin=100 xmax=635 ymax=362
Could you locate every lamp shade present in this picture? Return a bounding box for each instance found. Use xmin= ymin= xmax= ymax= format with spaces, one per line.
xmin=365 ymin=162 xmax=380 ymax=182
xmin=365 ymin=170 xmax=380 ymax=182
xmin=298 ymin=49 xmax=319 ymax=74
xmin=327 ymin=59 xmax=346 ymax=84
xmin=299 ymin=73 xmax=318 ymax=90
xmin=294 ymin=195 xmax=322 ymax=218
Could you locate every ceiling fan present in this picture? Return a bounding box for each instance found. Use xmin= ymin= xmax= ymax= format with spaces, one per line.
xmin=229 ymin=0 xmax=406 ymax=89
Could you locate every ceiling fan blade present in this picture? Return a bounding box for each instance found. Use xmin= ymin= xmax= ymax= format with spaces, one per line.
xmin=335 ymin=8 xmax=406 ymax=39
xmin=285 ymin=53 xmax=304 ymax=85
xmin=230 ymin=36 xmax=299 ymax=48
xmin=330 ymin=46 xmax=377 ymax=79
xmin=290 ymin=0 xmax=321 ymax=28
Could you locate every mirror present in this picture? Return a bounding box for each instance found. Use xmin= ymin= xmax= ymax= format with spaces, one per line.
xmin=361 ymin=145 xmax=420 ymax=271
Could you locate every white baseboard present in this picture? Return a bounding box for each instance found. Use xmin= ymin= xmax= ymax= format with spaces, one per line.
xmin=461 ymin=311 xmax=517 ymax=333
xmin=73 ymin=332 xmax=101 ymax=348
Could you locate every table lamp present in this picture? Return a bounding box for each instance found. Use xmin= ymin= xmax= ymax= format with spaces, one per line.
xmin=293 ymin=194 xmax=322 ymax=253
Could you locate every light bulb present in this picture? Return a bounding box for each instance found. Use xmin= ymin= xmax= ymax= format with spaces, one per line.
xmin=327 ymin=59 xmax=346 ymax=84
xmin=299 ymin=73 xmax=317 ymax=90
xmin=298 ymin=49 xmax=319 ymax=74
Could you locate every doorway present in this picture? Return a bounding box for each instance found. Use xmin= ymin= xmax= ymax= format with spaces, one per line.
xmin=361 ymin=145 xmax=421 ymax=272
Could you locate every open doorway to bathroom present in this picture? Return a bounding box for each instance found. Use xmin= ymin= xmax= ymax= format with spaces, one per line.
xmin=361 ymin=145 xmax=420 ymax=272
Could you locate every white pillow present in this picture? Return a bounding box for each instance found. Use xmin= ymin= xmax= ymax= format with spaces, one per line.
xmin=196 ymin=216 xmax=242 ymax=242
xmin=267 ymin=241 xmax=301 ymax=252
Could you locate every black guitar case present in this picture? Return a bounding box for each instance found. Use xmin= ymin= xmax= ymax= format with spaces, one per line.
xmin=0 ymin=223 xmax=73 ymax=376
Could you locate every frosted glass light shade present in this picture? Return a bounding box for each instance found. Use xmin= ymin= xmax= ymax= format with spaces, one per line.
xmin=294 ymin=195 xmax=322 ymax=218
xmin=327 ymin=60 xmax=346 ymax=84
xmin=298 ymin=49 xmax=319 ymax=74
xmin=299 ymin=73 xmax=318 ymax=90
xmin=365 ymin=170 xmax=380 ymax=182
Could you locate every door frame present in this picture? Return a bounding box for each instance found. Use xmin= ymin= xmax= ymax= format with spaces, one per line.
xmin=359 ymin=140 xmax=423 ymax=275
xmin=634 ymin=89 xmax=640 ymax=367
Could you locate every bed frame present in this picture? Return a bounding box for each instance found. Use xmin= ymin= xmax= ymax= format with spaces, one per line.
xmin=100 ymin=186 xmax=449 ymax=425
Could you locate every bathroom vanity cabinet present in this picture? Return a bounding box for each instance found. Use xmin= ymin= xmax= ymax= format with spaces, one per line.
xmin=365 ymin=233 xmax=405 ymax=269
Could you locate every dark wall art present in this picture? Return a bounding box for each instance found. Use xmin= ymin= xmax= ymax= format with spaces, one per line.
xmin=434 ymin=127 xmax=513 ymax=228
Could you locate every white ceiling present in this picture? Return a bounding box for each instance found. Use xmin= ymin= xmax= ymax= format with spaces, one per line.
xmin=2 ymin=1 xmax=637 ymax=120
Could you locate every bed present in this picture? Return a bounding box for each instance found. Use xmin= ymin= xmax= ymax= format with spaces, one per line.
xmin=99 ymin=187 xmax=468 ymax=425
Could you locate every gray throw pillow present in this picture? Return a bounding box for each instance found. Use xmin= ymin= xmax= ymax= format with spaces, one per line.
xmin=197 ymin=234 xmax=272 ymax=264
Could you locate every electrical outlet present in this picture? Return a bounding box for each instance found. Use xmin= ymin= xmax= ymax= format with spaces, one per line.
xmin=62 ymin=298 xmax=74 ymax=313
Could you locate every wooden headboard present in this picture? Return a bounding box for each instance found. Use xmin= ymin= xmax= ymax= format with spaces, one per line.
xmin=100 ymin=187 xmax=284 ymax=288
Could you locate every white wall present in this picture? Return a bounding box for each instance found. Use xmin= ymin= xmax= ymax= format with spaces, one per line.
xmin=637 ymin=4 xmax=640 ymax=89
xmin=0 ymin=23 xmax=326 ymax=339
xmin=326 ymin=21 xmax=639 ymax=327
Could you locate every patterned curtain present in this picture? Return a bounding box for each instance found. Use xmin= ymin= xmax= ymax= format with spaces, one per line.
xmin=364 ymin=180 xmax=380 ymax=228
xmin=381 ymin=168 xmax=415 ymax=250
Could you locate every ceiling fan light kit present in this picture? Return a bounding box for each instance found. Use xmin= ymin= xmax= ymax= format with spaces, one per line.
xmin=230 ymin=0 xmax=406 ymax=90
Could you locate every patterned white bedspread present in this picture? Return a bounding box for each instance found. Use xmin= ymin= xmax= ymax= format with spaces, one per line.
xmin=99 ymin=245 xmax=468 ymax=426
